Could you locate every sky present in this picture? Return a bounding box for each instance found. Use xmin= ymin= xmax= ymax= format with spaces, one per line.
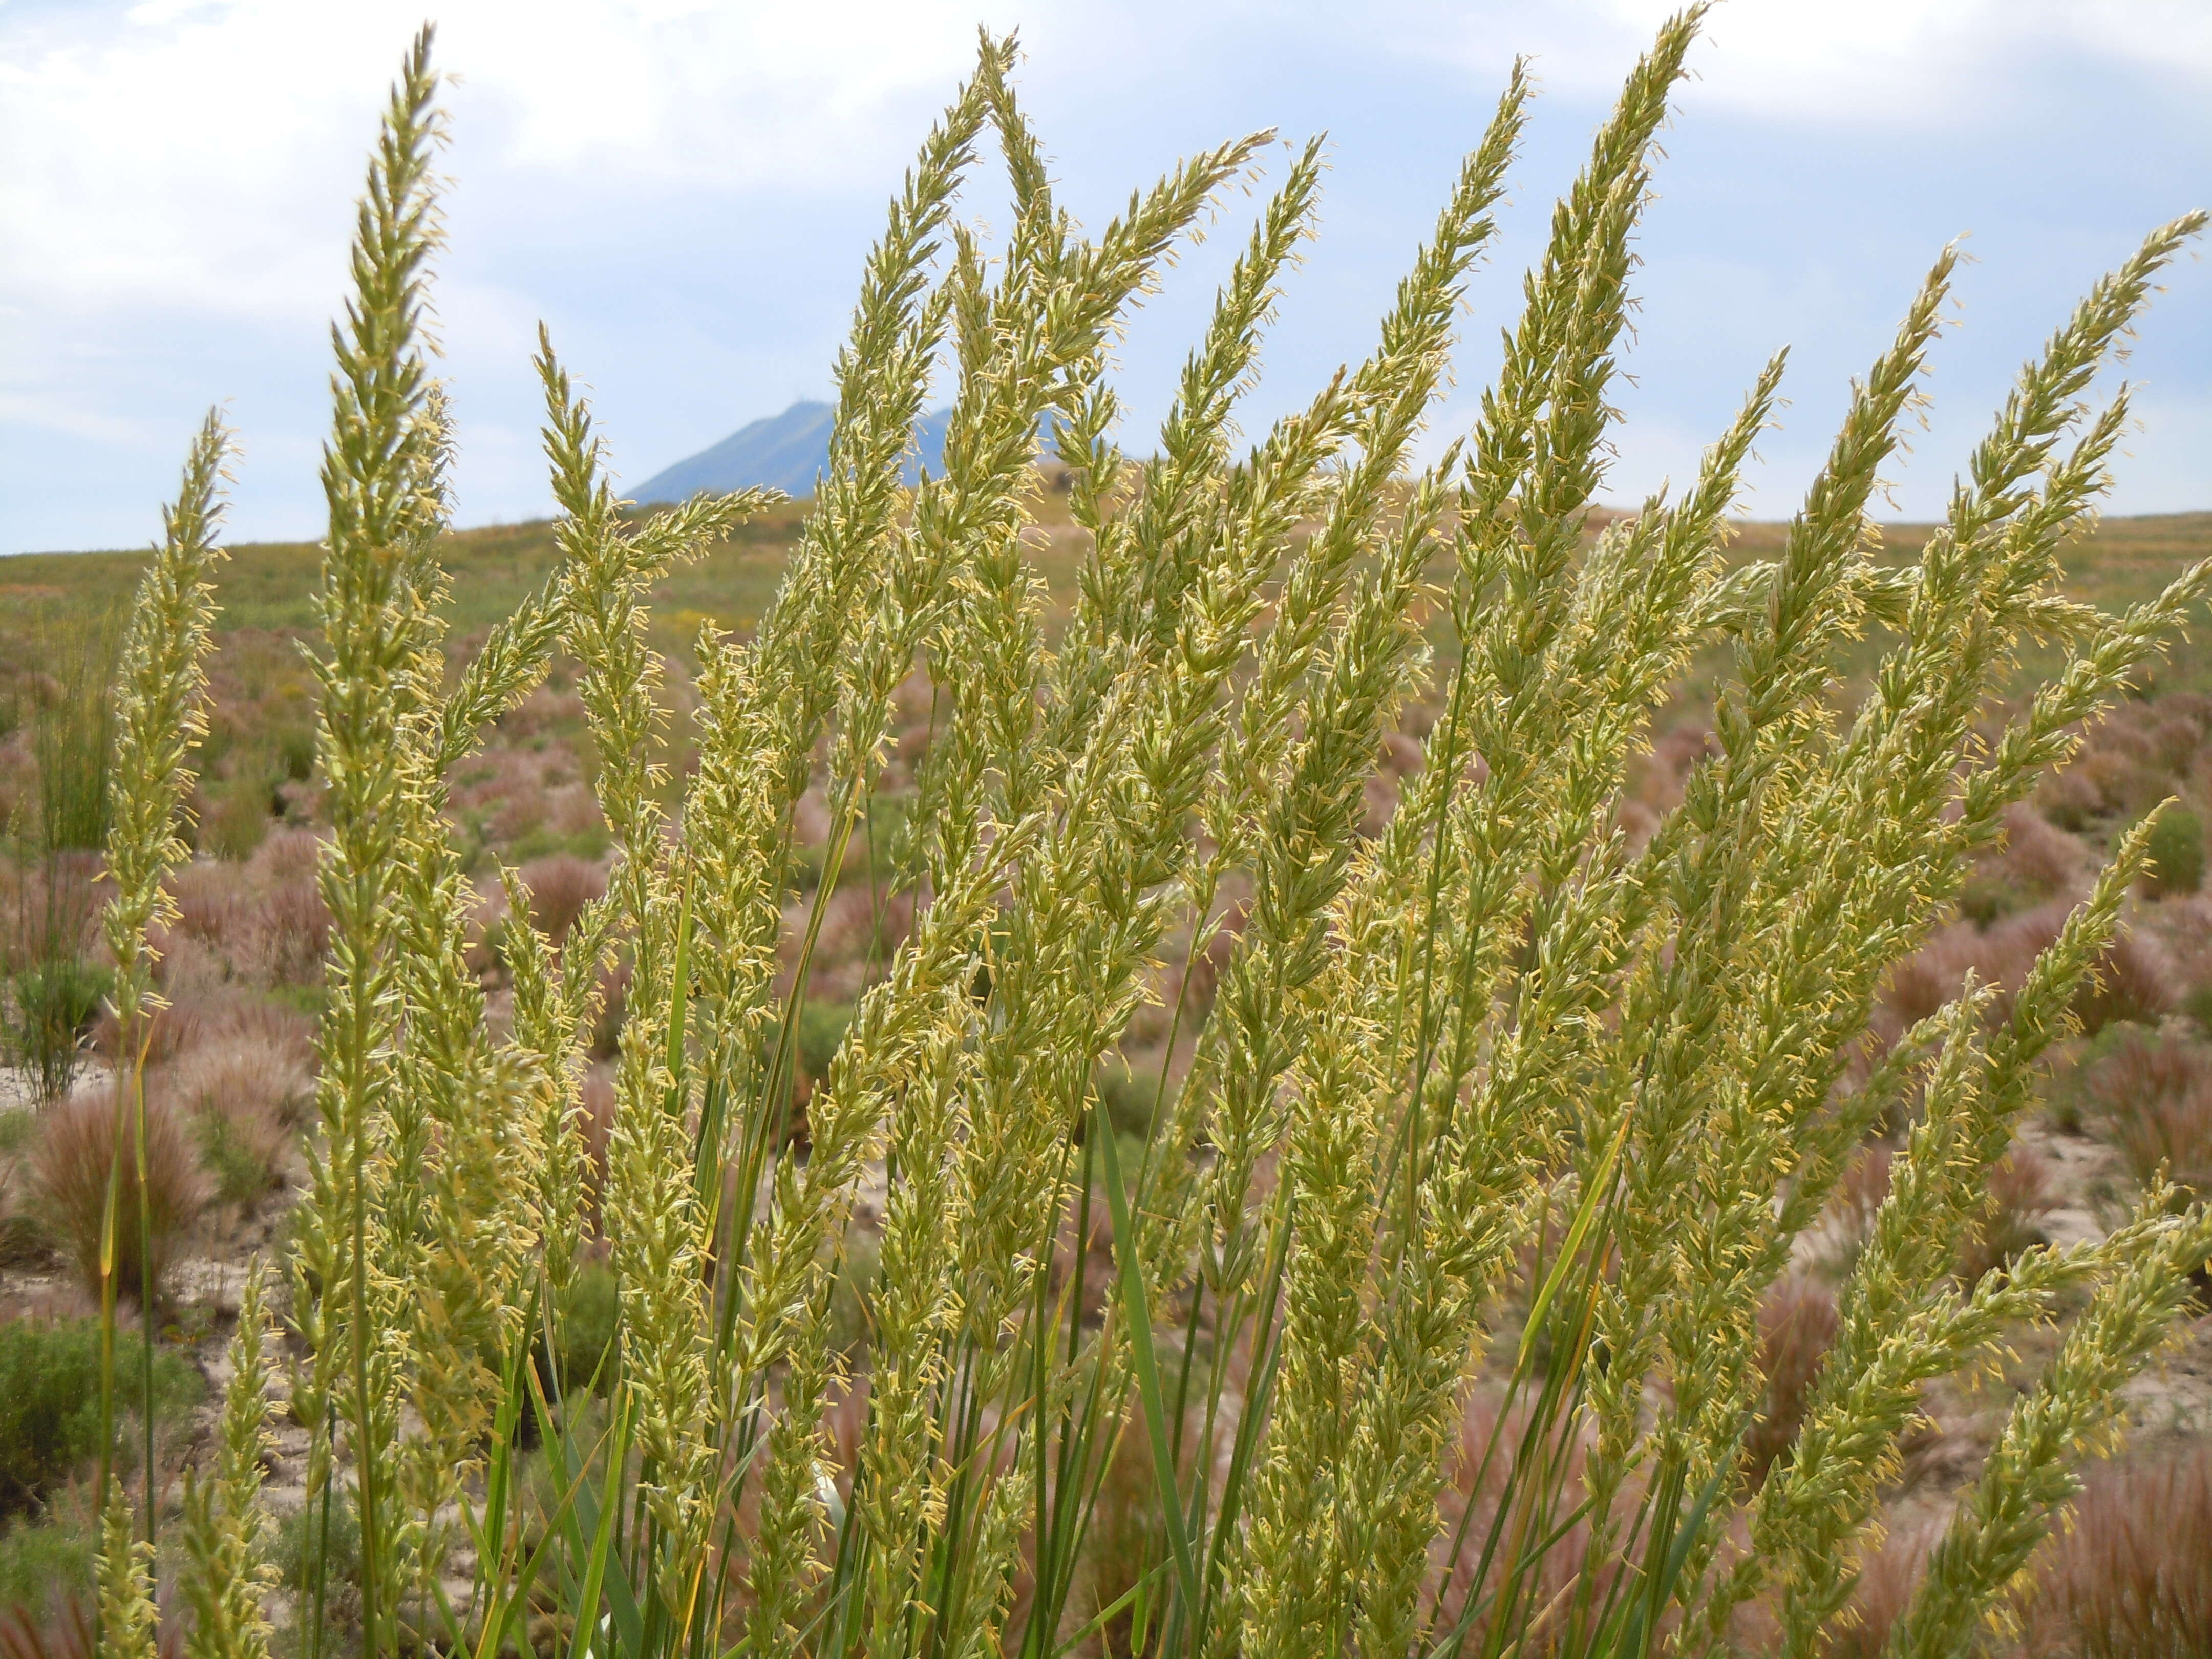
xmin=2 ymin=0 xmax=2207 ymax=554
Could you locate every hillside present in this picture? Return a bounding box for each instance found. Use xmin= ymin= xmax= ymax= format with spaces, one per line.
xmin=8 ymin=508 xmax=2204 ymax=670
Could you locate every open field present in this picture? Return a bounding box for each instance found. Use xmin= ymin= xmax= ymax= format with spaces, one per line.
xmin=0 ymin=500 xmax=2207 ymax=1646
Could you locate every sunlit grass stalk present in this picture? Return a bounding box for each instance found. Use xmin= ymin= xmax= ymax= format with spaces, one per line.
xmin=91 ymin=406 xmax=231 ymax=1642
xmin=78 ymin=20 xmax=2212 ymax=1659
xmin=293 ymin=28 xmax=449 ymax=1647
xmin=180 ymin=1264 xmax=281 ymax=1659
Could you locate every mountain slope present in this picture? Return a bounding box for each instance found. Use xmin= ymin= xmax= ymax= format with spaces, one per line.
xmin=631 ymin=400 xmax=951 ymax=504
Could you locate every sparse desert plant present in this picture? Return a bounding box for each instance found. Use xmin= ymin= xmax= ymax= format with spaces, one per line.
xmin=1885 ymin=901 xmax=2175 ymax=1040
xmin=168 ymin=1031 xmax=310 ymax=1129
xmin=517 ymin=851 xmax=604 ymax=945
xmin=245 ymin=866 xmax=329 ymax=986
xmin=1960 ymin=802 xmax=2089 ymax=925
xmin=4 ymin=856 xmax=107 ymax=1106
xmin=2016 ymin=1444 xmax=2212 ymax=1658
xmin=1820 ymin=1523 xmax=1939 ymax=1659
xmin=5 ymin=959 xmax=109 ymax=1109
xmin=1746 ymin=1274 xmax=1841 ymax=1484
xmin=0 ymin=1533 xmax=95 ymax=1640
xmin=2144 ymin=802 xmax=2204 ymax=897
xmin=172 ymin=1038 xmax=303 ymax=1213
xmin=1959 ymin=1143 xmax=2057 ymax=1284
xmin=27 ymin=1089 xmax=204 ymax=1305
xmin=78 ymin=14 xmax=2212 ymax=1659
xmin=2083 ymin=1026 xmax=2212 ymax=1197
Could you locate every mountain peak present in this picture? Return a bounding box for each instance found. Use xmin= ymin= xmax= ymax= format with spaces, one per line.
xmin=630 ymin=400 xmax=949 ymax=505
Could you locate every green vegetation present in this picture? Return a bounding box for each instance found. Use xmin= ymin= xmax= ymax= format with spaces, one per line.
xmin=0 ymin=1321 xmax=199 ymax=1515
xmin=35 ymin=10 xmax=2212 ymax=1659
xmin=0 ymin=1511 xmax=95 ymax=1625
xmin=2145 ymin=803 xmax=2205 ymax=896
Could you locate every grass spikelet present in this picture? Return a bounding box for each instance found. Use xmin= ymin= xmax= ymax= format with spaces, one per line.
xmin=97 ymin=1476 xmax=157 ymax=1659
xmin=68 ymin=19 xmax=2212 ymax=1659
xmin=179 ymin=1264 xmax=279 ymax=1659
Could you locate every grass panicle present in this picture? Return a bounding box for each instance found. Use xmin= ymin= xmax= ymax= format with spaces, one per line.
xmin=71 ymin=14 xmax=2212 ymax=1659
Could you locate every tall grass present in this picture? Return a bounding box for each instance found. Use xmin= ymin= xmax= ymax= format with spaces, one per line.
xmin=86 ymin=13 xmax=2212 ymax=1658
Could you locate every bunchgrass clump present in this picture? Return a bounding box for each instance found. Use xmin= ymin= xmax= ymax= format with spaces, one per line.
xmin=27 ymin=1091 xmax=204 ymax=1306
xmin=79 ymin=12 xmax=2212 ymax=1659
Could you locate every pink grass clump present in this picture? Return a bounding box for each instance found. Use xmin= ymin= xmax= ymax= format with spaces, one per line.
xmin=27 ymin=1085 xmax=204 ymax=1305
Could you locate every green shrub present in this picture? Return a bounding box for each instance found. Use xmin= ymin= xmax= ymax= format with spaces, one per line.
xmin=2145 ymin=804 xmax=2205 ymax=897
xmin=2187 ymin=979 xmax=2212 ymax=1038
xmin=192 ymin=1107 xmax=282 ymax=1209
xmin=548 ymin=1257 xmax=620 ymax=1396
xmin=828 ymin=1231 xmax=880 ymax=1355
xmin=797 ymin=999 xmax=854 ymax=1084
xmin=0 ymin=1512 xmax=94 ymax=1624
xmin=1097 ymin=1057 xmax=1171 ymax=1140
xmin=273 ymin=1480 xmax=363 ymax=1596
xmin=503 ymin=822 xmax=612 ymax=865
xmin=0 ymin=1320 xmax=199 ymax=1515
xmin=5 ymin=958 xmax=108 ymax=1108
xmin=202 ymin=773 xmax=273 ymax=861
xmin=274 ymin=720 xmax=317 ymax=784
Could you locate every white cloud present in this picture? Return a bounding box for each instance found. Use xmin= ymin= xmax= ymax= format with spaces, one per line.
xmin=0 ymin=390 xmax=150 ymax=444
xmin=0 ymin=0 xmax=997 ymax=324
xmin=1383 ymin=0 xmax=2212 ymax=123
xmin=7 ymin=0 xmax=2199 ymax=328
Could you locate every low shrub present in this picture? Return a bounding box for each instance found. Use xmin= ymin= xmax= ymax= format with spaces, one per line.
xmin=796 ymin=999 xmax=854 ymax=1087
xmin=0 ymin=1319 xmax=199 ymax=1516
xmin=0 ymin=1539 xmax=92 ymax=1644
xmin=27 ymin=1087 xmax=204 ymax=1304
xmin=518 ymin=853 xmax=604 ymax=946
xmin=827 ymin=1230 xmax=880 ymax=1356
xmin=201 ymin=774 xmax=273 ymax=862
xmin=1959 ymin=1143 xmax=2056 ymax=1284
xmin=248 ymin=872 xmax=330 ymax=986
xmin=1096 ymin=1056 xmax=1170 ymax=1140
xmin=5 ymin=959 xmax=108 ymax=1109
xmin=576 ymin=1069 xmax=614 ymax=1228
xmin=2144 ymin=804 xmax=2205 ymax=898
xmin=1884 ymin=905 xmax=2175 ymax=1043
xmin=273 ymin=1480 xmax=363 ymax=1603
xmin=166 ymin=1030 xmax=310 ymax=1158
xmin=1959 ymin=803 xmax=2087 ymax=925
xmin=189 ymin=1109 xmax=284 ymax=1210
xmin=548 ymin=1254 xmax=620 ymax=1396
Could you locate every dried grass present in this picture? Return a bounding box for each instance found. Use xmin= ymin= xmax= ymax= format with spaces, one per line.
xmin=1747 ymin=1273 xmax=1840 ymax=1483
xmin=518 ymin=853 xmax=605 ymax=946
xmin=27 ymin=1086 xmax=203 ymax=1304
xmin=2082 ymin=1027 xmax=2212 ymax=1195
xmin=2015 ymin=1445 xmax=2212 ymax=1658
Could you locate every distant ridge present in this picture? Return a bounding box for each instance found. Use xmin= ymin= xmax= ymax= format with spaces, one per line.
xmin=631 ymin=400 xmax=951 ymax=505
